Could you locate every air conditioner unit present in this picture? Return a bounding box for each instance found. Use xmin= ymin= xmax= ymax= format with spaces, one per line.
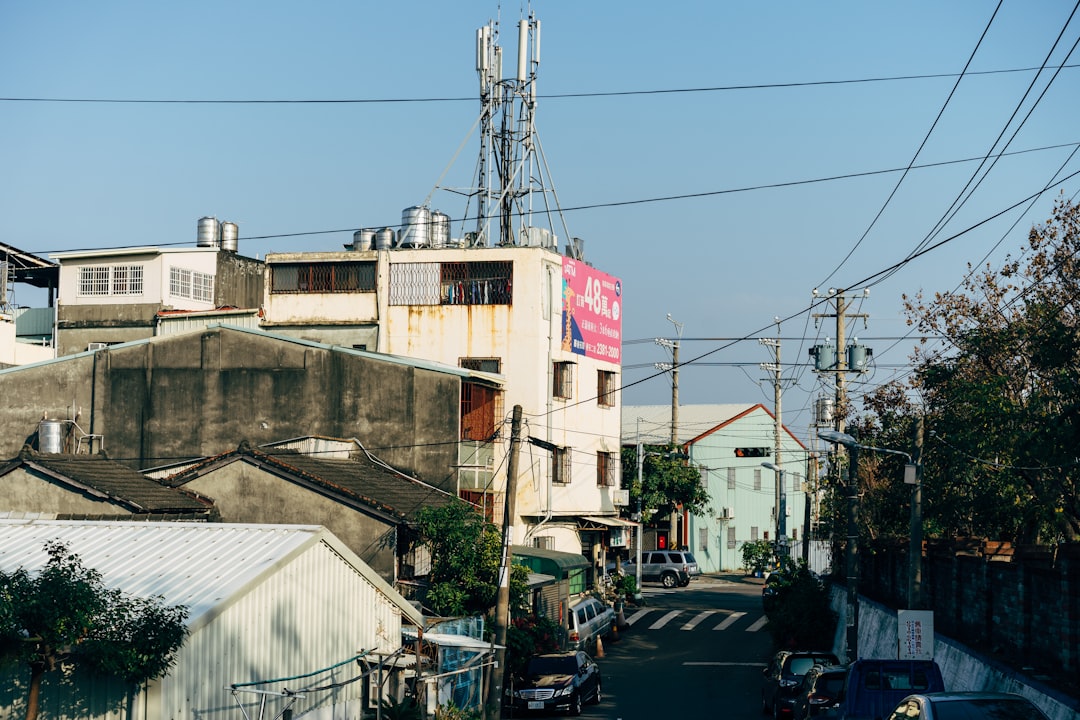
xmin=612 ymin=489 xmax=630 ymax=506
xmin=719 ymin=507 xmax=734 ymax=521
xmin=87 ymin=342 xmax=109 ymax=351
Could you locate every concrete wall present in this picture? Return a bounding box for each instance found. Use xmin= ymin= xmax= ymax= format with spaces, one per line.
xmin=0 ymin=467 xmax=135 ymax=515
xmin=0 ymin=327 xmax=461 ymax=486
xmin=829 ymin=586 xmax=1080 ymax=720
xmin=177 ymin=460 xmax=398 ymax=581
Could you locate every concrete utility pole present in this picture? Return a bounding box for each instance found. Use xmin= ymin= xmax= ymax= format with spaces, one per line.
xmin=487 ymin=405 xmax=522 ymax=720
xmin=909 ymin=416 xmax=925 ymax=610
xmin=760 ymin=321 xmax=783 ymax=547
xmin=655 ymin=314 xmax=683 ymax=547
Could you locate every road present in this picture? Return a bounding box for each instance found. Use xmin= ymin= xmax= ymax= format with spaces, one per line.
xmin=578 ymin=575 xmax=774 ymax=720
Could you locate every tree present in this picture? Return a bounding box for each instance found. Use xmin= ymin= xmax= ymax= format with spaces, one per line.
xmin=619 ymin=444 xmax=711 ymax=527
xmin=0 ymin=540 xmax=188 ymax=720
xmin=853 ymin=195 xmax=1080 ymax=544
xmin=413 ymin=500 xmax=528 ymax=617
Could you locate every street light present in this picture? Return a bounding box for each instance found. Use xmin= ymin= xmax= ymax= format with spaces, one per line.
xmin=760 ymin=462 xmax=787 ymax=555
xmin=819 ymin=429 xmax=921 ymax=662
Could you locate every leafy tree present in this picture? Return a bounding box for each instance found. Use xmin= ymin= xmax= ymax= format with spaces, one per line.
xmin=0 ymin=540 xmax=188 ymax=720
xmin=505 ymin=616 xmax=566 ymax=679
xmin=413 ymin=501 xmax=528 ymax=617
xmin=853 ymin=195 xmax=1080 ymax=544
xmin=763 ymin=562 xmax=837 ymax=650
xmin=619 ymin=444 xmax=711 ymax=525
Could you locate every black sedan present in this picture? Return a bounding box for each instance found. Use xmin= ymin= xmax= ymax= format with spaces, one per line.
xmin=505 ymin=650 xmax=602 ymax=716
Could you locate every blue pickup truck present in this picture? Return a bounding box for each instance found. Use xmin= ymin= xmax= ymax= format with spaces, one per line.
xmin=838 ymin=659 xmax=945 ymax=720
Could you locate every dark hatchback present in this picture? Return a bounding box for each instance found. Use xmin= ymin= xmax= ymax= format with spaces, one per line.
xmin=762 ymin=650 xmax=841 ymax=720
xmin=505 ymin=651 xmax=602 ymax=716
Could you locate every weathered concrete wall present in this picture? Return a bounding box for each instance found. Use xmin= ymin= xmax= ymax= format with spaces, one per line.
xmin=0 ymin=328 xmax=461 ymax=487
xmin=56 ymin=303 xmax=160 ymax=356
xmin=1 ymin=467 xmax=134 ymax=515
xmin=178 ymin=460 xmax=398 ymax=582
xmin=215 ymin=252 xmax=264 ymax=308
xmin=829 ymin=586 xmax=1080 ymax=720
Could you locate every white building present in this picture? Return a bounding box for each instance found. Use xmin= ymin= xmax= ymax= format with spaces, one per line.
xmin=0 ymin=519 xmax=424 ymax=720
xmin=262 ymin=243 xmax=628 ymax=562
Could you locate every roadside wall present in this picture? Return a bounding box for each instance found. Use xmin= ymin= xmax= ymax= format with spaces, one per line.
xmin=829 ymin=585 xmax=1080 ymax=720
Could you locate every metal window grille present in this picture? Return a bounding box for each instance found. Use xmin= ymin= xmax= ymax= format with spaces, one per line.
xmin=170 ymin=267 xmax=191 ymax=298
xmin=271 ymin=261 xmax=376 ymax=294
xmin=461 ymin=382 xmax=501 ymax=442
xmin=440 ymin=261 xmax=512 ymax=305
xmin=193 ymin=270 xmax=214 ymax=302
xmin=553 ymin=361 xmax=573 ymax=399
xmin=80 ymin=266 xmax=110 ymax=296
xmin=727 ymin=467 xmax=736 ymax=490
xmin=597 ymin=370 xmax=617 ymax=407
xmin=112 ymin=265 xmax=143 ymax=295
xmin=791 ymin=472 xmax=800 ymax=493
xmin=596 ymin=451 xmax=617 ymax=487
xmin=753 ymin=468 xmax=762 ymax=491
xmin=552 ymin=447 xmax=571 ymax=485
xmin=699 ymin=466 xmax=708 ymax=489
xmin=751 ymin=526 xmax=759 ymax=542
xmin=460 ymin=357 xmax=501 ymax=373
xmin=698 ymin=528 xmax=708 ymax=550
xmin=389 ymin=262 xmax=441 ymax=304
xmin=727 ymin=526 xmax=736 ymax=549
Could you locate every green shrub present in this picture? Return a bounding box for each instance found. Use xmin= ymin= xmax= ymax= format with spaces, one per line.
xmin=764 ymin=562 xmax=837 ymax=650
xmin=740 ymin=539 xmax=775 ymax=574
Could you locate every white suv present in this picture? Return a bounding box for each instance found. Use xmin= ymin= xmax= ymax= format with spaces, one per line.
xmin=620 ymin=550 xmax=701 ymax=588
xmin=567 ymin=597 xmax=614 ymax=651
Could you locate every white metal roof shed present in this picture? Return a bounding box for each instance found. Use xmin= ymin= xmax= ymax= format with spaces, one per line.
xmin=0 ymin=519 xmax=424 ymax=720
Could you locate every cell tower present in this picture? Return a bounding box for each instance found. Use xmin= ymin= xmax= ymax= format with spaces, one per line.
xmin=470 ymin=13 xmax=576 ymax=255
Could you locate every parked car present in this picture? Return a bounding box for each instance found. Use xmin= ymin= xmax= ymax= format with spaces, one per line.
xmin=612 ymin=550 xmax=702 ymax=588
xmin=838 ymin=659 xmax=944 ymax=720
xmin=884 ymin=691 xmax=1050 ymax=720
xmin=505 ymin=650 xmax=602 ymax=716
xmin=791 ymin=664 xmax=848 ymax=719
xmin=762 ymin=650 xmax=841 ymax=720
xmin=567 ymin=596 xmax=614 ymax=651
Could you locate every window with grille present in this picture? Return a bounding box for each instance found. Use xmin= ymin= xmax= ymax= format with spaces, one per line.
xmin=727 ymin=467 xmax=736 ymax=491
xmin=753 ymin=468 xmax=762 ymax=491
xmin=440 ymin=261 xmax=512 ymax=305
xmin=460 ymin=357 xmax=501 ymax=373
xmin=791 ymin=473 xmax=801 ymax=492
xmin=270 ymin=261 xmax=376 ymax=294
xmin=552 ymin=446 xmax=571 ymax=485
xmin=751 ymin=526 xmax=759 ymax=542
xmin=169 ymin=266 xmax=214 ymax=302
xmin=698 ymin=528 xmax=708 ymax=550
xmin=79 ymin=265 xmax=143 ymax=296
xmin=596 ymin=451 xmax=617 ymax=487
xmin=461 ymin=382 xmax=500 ymax=442
xmin=727 ymin=526 xmax=736 ymax=549
xmin=597 ymin=370 xmax=617 ymax=407
xmin=698 ymin=466 xmax=708 ymax=489
xmin=553 ymin=361 xmax=574 ymax=399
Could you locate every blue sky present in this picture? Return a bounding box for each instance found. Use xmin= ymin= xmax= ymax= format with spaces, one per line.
xmin=3 ymin=2 xmax=1079 ymax=445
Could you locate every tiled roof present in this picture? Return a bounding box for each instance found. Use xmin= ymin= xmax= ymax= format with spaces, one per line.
xmin=6 ymin=451 xmax=213 ymax=514
xmin=167 ymin=442 xmax=459 ymax=521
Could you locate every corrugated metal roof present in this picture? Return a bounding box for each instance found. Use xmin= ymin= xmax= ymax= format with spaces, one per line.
xmin=0 ymin=520 xmax=324 ymax=625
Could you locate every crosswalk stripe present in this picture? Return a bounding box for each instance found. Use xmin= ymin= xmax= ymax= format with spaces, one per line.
xmin=649 ymin=610 xmax=683 ymax=629
xmin=625 ymin=609 xmax=652 ymax=626
xmin=713 ymin=611 xmax=746 ymax=630
xmin=682 ymin=610 xmax=718 ymax=630
xmin=746 ymin=615 xmax=769 ymax=632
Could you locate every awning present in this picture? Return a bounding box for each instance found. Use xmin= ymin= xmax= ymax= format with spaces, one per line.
xmin=579 ymin=515 xmax=639 ymax=530
xmin=403 ymin=631 xmax=505 ymax=651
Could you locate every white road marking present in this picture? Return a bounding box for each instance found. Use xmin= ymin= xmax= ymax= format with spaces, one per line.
xmin=713 ymin=611 xmax=746 ymax=630
xmin=746 ymin=615 xmax=769 ymax=632
xmin=682 ymin=610 xmax=718 ymax=630
xmin=649 ymin=610 xmax=683 ymax=629
xmin=625 ymin=609 xmax=653 ymax=626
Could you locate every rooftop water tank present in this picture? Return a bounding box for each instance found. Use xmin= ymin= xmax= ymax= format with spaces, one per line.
xmin=220 ymin=221 xmax=239 ymax=252
xmin=374 ymin=228 xmax=396 ymax=250
xmin=431 ymin=210 xmax=450 ymax=248
xmin=197 ymin=217 xmax=220 ymax=247
xmin=352 ymin=228 xmax=376 ymax=251
xmin=38 ymin=419 xmax=64 ymax=453
xmin=399 ymin=206 xmax=431 ymax=248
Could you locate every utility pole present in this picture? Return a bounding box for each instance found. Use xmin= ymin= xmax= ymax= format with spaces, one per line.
xmin=487 ymin=405 xmax=522 ymax=720
xmin=655 ymin=314 xmax=683 ymax=548
xmin=759 ymin=319 xmax=784 ymax=550
xmin=909 ymin=416 xmax=924 ymax=610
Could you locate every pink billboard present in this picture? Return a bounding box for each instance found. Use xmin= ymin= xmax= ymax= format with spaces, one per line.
xmin=561 ymin=257 xmax=622 ymax=363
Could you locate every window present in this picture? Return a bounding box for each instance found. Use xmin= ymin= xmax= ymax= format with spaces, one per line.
xmin=698 ymin=466 xmax=708 ymax=489
xmin=753 ymin=468 xmax=762 ymax=491
xmin=79 ymin=265 xmax=143 ymax=296
xmin=596 ymin=451 xmax=617 ymax=487
xmin=751 ymin=526 xmax=759 ymax=542
xmin=169 ymin=267 xmax=214 ymax=302
xmin=727 ymin=526 xmax=736 ymax=549
xmin=553 ymin=361 xmax=574 ymax=399
xmin=460 ymin=357 xmax=501 ymax=373
xmin=440 ymin=261 xmax=513 ymax=305
xmin=791 ymin=473 xmax=801 ymax=492
xmin=553 ymin=446 xmax=571 ymax=485
xmin=270 ymin=261 xmax=376 ymax=294
xmin=597 ymin=370 xmax=617 ymax=407
xmin=698 ymin=528 xmax=708 ymax=549
xmin=461 ymin=382 xmax=500 ymax=442
xmin=727 ymin=467 xmax=736 ymax=490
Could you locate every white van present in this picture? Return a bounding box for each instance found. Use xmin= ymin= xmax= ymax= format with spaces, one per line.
xmin=567 ymin=597 xmax=614 ymax=651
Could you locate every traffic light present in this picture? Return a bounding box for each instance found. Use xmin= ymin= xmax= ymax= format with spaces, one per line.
xmin=734 ymin=447 xmax=769 ymax=458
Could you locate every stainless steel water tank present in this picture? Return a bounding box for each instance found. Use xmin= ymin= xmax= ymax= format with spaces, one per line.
xmin=353 ymin=228 xmax=376 ymax=251
xmin=220 ymin=221 xmax=239 ymax=252
xmin=399 ymin=206 xmax=431 ymax=248
xmin=431 ymin=210 xmax=450 ymax=248
xmin=197 ymin=217 xmax=220 ymax=247
xmin=39 ymin=419 xmax=64 ymax=453
xmin=374 ymin=228 xmax=396 ymax=250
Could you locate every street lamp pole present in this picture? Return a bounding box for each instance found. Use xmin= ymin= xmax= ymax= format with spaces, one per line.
xmin=761 ymin=462 xmax=787 ymax=556
xmin=819 ymin=429 xmax=861 ymax=663
xmin=635 ymin=440 xmax=644 ymax=598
